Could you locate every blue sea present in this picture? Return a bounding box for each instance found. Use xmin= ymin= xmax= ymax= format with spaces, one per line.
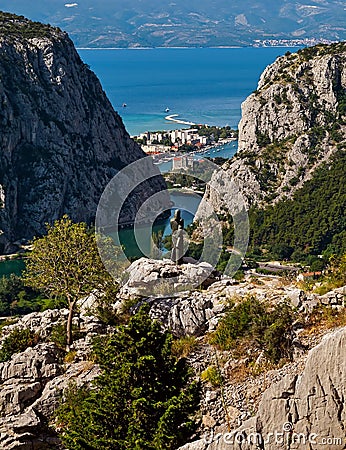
xmin=78 ymin=47 xmax=300 ymax=136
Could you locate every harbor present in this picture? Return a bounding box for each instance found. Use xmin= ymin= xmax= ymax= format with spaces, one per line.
xmin=133 ymin=121 xmax=238 ymax=172
xmin=151 ymin=139 xmax=238 ymax=173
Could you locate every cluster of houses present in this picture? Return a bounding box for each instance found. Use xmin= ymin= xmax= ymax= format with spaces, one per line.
xmin=139 ymin=128 xmax=210 ymax=154
xmin=253 ymin=38 xmax=336 ymax=47
xmin=172 ymin=155 xmax=197 ymax=171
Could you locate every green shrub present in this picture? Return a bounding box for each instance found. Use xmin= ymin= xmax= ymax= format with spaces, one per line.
xmin=0 ymin=328 xmax=40 ymax=362
xmin=233 ymin=270 xmax=245 ymax=281
xmin=56 ymin=306 xmax=200 ymax=450
xmin=50 ymin=323 xmax=67 ymax=349
xmin=262 ymin=303 xmax=295 ymax=363
xmin=210 ymin=297 xmax=267 ymax=349
xmin=49 ymin=322 xmax=83 ymax=350
xmin=201 ymin=365 xmax=223 ymax=387
xmin=210 ymin=297 xmax=295 ymax=364
xmin=64 ymin=350 xmax=77 ymax=364
xmin=256 ymin=132 xmax=271 ymax=148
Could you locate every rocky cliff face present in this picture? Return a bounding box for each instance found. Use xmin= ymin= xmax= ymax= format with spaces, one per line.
xmin=181 ymin=326 xmax=346 ymax=450
xmin=0 ymin=13 xmax=167 ymax=253
xmin=0 ymin=309 xmax=103 ymax=449
xmin=200 ymin=42 xmax=346 ymax=213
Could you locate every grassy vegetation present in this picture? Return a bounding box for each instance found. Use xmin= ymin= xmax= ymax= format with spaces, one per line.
xmin=201 ymin=365 xmax=223 ymax=387
xmin=311 ymin=254 xmax=346 ymax=294
xmin=172 ymin=335 xmax=199 ymax=358
xmin=301 ymin=305 xmax=346 ymax=336
xmin=209 ymin=296 xmax=296 ymax=365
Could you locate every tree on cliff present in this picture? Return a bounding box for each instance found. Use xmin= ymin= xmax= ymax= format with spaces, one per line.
xmin=56 ymin=305 xmax=200 ymax=450
xmin=24 ymin=215 xmax=118 ymax=349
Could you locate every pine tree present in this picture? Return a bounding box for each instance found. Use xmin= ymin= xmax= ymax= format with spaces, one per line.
xmin=57 ymin=305 xmax=200 ymax=450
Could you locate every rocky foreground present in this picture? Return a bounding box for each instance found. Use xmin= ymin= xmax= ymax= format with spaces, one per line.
xmin=0 ymin=258 xmax=345 ymax=449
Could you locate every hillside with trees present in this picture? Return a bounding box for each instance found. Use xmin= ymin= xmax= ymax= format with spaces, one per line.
xmin=248 ymin=148 xmax=346 ymax=262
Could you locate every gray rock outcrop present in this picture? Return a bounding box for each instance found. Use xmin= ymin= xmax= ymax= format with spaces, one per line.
xmin=146 ymin=289 xmax=227 ymax=337
xmin=198 ymin=43 xmax=346 ymax=216
xmin=0 ymin=313 xmax=103 ymax=449
xmin=0 ymin=13 xmax=167 ymax=253
xmin=179 ymin=326 xmax=346 ymax=450
xmin=120 ymin=257 xmax=220 ymax=298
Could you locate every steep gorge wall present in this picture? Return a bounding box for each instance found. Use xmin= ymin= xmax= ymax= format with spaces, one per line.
xmin=199 ymin=43 xmax=346 ymax=215
xmin=0 ymin=14 xmax=167 ymax=253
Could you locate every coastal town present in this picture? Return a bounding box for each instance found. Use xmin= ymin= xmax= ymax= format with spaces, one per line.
xmin=253 ymin=37 xmax=337 ymax=47
xmin=133 ymin=123 xmax=238 ymax=169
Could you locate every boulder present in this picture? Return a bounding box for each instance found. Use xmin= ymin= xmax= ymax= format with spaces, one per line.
xmin=147 ymin=292 xmax=218 ymax=337
xmin=121 ymin=257 xmax=219 ymax=297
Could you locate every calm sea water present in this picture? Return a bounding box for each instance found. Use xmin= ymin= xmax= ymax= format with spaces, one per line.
xmin=78 ymin=47 xmax=300 ymax=136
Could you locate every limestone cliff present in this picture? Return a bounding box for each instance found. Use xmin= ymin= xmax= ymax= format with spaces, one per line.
xmin=181 ymin=326 xmax=346 ymax=450
xmin=0 ymin=12 xmax=167 ymax=253
xmin=200 ymin=42 xmax=346 ymax=214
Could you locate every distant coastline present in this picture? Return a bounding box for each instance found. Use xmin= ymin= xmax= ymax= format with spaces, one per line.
xmin=76 ymin=41 xmax=329 ymax=51
xmin=77 ymin=46 xmax=293 ymax=51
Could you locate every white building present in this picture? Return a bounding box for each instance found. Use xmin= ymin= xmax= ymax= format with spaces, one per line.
xmin=172 ymin=156 xmax=196 ymax=171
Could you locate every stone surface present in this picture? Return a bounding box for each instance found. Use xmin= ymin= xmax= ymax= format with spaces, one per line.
xmin=121 ymin=257 xmax=220 ymax=298
xmin=0 ymin=335 xmax=101 ymax=449
xmin=147 ymin=290 xmax=225 ymax=337
xmin=0 ymin=281 xmax=344 ymax=448
xmin=0 ymin=16 xmax=167 ymax=253
xmin=179 ymin=327 xmax=346 ymax=450
xmin=250 ymin=327 xmax=346 ymax=450
xmin=197 ymin=45 xmax=346 ymax=218
xmin=122 ymin=259 xmax=345 ymax=337
xmin=0 ymin=306 xmax=107 ymax=449
xmin=0 ymin=308 xmax=106 ymax=344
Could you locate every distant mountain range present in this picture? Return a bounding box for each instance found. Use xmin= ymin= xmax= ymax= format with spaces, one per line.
xmin=1 ymin=0 xmax=345 ymax=47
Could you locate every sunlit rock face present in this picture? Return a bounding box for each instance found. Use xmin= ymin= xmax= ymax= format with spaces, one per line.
xmin=0 ymin=13 xmax=167 ymax=253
